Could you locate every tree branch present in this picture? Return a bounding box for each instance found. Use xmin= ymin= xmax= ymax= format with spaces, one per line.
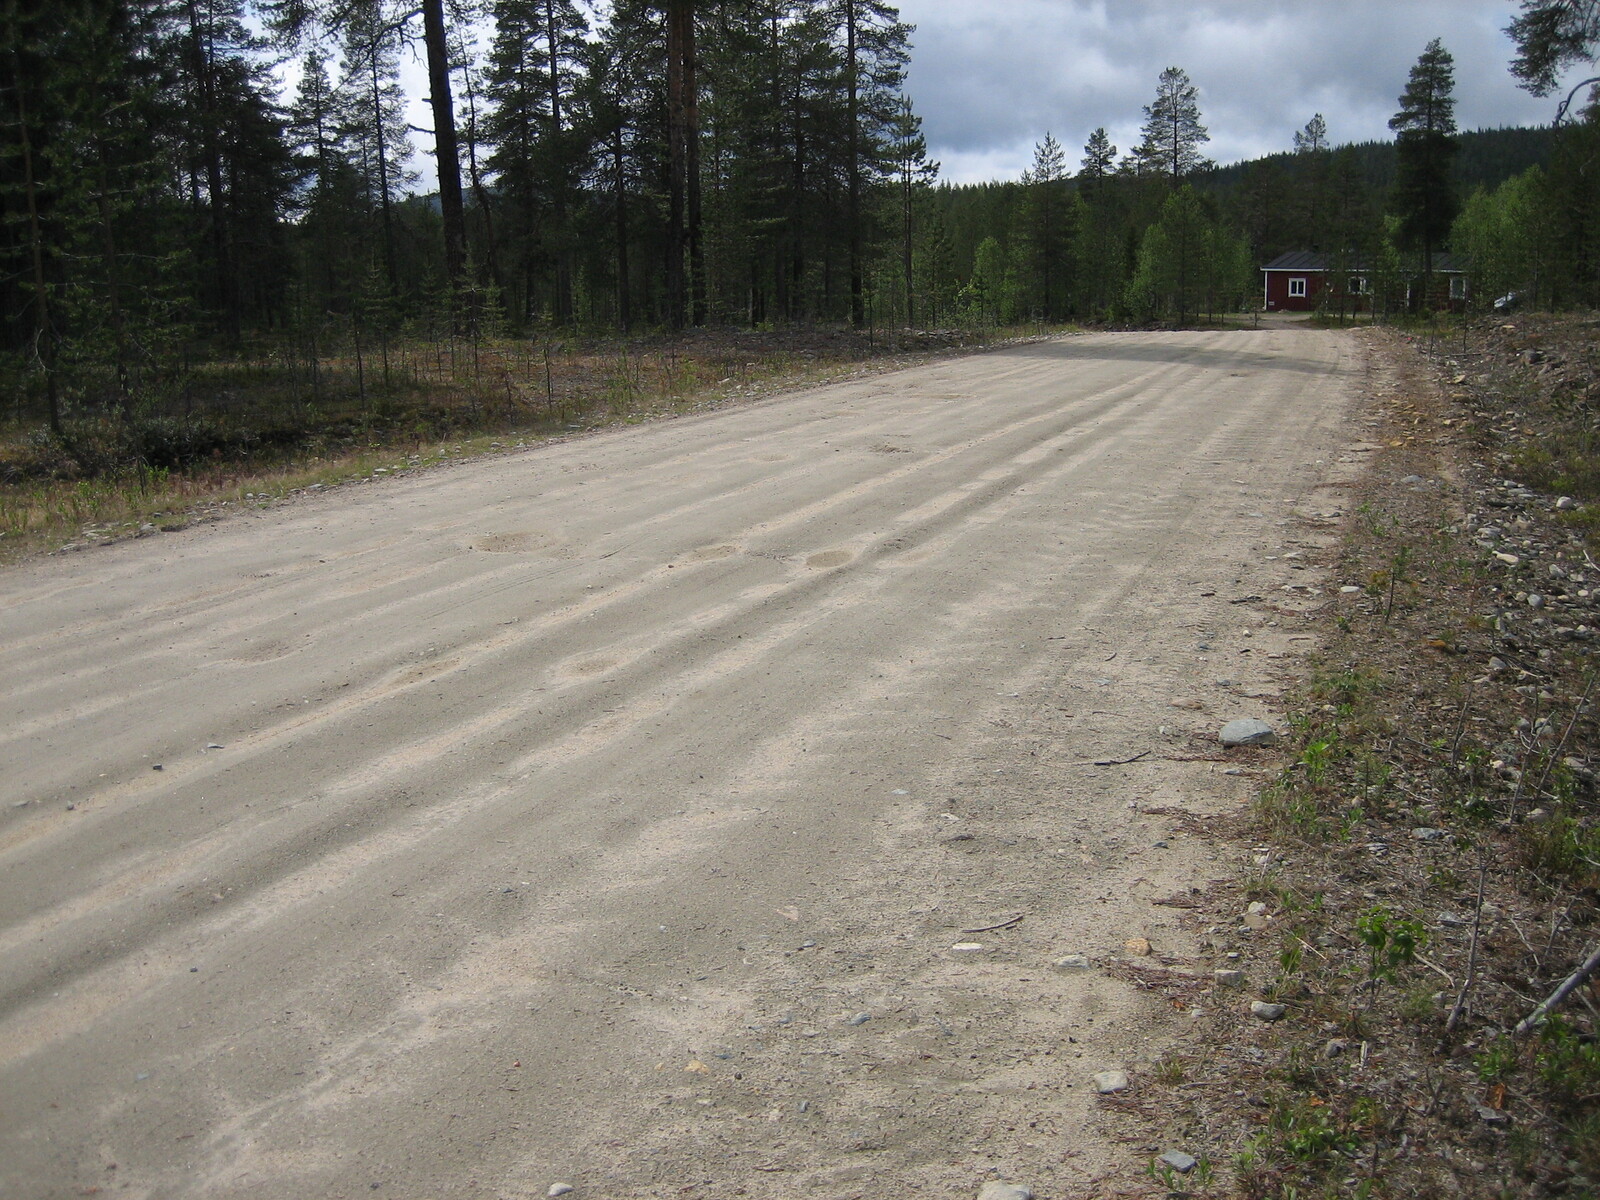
xmin=1515 ymin=943 xmax=1600 ymax=1036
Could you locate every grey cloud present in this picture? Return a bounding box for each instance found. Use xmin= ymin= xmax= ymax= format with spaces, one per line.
xmin=899 ymin=0 xmax=1585 ymax=182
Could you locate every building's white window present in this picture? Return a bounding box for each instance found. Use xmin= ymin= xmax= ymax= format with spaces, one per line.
xmin=1288 ymin=277 xmax=1308 ymax=298
xmin=1349 ymin=276 xmax=1369 ymax=294
xmin=1450 ymin=276 xmax=1467 ymax=300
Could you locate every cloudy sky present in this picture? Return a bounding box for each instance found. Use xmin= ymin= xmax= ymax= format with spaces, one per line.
xmin=389 ymin=1 xmax=1584 ymax=190
xmin=895 ymin=0 xmax=1581 ymax=183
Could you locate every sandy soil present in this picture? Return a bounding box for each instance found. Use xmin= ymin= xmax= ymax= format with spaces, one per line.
xmin=1 ymin=327 xmax=1366 ymax=1199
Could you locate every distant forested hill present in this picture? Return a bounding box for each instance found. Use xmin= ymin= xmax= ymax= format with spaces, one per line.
xmin=1203 ymin=125 xmax=1558 ymax=196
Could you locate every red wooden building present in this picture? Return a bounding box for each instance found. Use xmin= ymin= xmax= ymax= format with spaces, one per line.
xmin=1261 ymin=251 xmax=1471 ymax=313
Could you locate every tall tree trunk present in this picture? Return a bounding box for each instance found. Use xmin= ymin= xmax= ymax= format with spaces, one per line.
xmin=613 ymin=128 xmax=631 ymax=331
xmin=901 ymin=156 xmax=914 ymax=327
xmin=422 ymin=0 xmax=466 ymax=290
xmin=683 ymin=5 xmax=703 ymax=327
xmin=846 ymin=0 xmax=863 ymax=329
xmin=544 ymin=0 xmax=571 ymax=323
xmin=12 ymin=60 xmax=59 ymax=432
xmin=186 ymin=0 xmax=237 ymax=343
xmin=666 ymin=0 xmax=690 ymax=329
xmin=95 ymin=137 xmax=132 ymax=415
xmin=460 ymin=64 xmax=503 ymax=302
xmin=370 ymin=48 xmax=399 ymax=295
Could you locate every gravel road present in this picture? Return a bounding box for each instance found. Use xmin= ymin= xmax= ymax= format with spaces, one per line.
xmin=1 ymin=328 xmax=1365 ymax=1198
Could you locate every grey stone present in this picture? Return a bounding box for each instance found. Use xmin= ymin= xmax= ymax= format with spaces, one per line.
xmin=1412 ymin=827 xmax=1448 ymax=842
xmin=1159 ymin=1150 xmax=1199 ymax=1174
xmin=846 ymin=1012 xmax=871 ymax=1026
xmin=1251 ymin=1001 xmax=1287 ymax=1021
xmin=548 ymin=1186 xmax=575 ymax=1198
xmin=1323 ymin=1038 xmax=1349 ymax=1059
xmin=1052 ymin=953 xmax=1092 ymax=973
xmin=1092 ymin=1069 xmax=1129 ymax=1094
xmin=1213 ymin=968 xmax=1245 ymax=988
xmin=1476 ymin=1105 xmax=1511 ymax=1127
xmin=1220 ymin=718 xmax=1277 ymax=748
xmin=1401 ymin=475 xmax=1425 ymax=485
xmin=1556 ymin=496 xmax=1577 ymax=511
xmin=976 ymin=1185 xmax=1032 ymax=1200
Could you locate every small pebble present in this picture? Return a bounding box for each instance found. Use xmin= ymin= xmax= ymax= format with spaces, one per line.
xmin=1092 ymin=1069 xmax=1129 ymax=1094
xmin=846 ymin=1012 xmax=871 ymax=1026
xmin=951 ymin=942 xmax=986 ymax=953
xmin=548 ymin=1185 xmax=575 ymax=1198
xmin=1052 ymin=953 xmax=1092 ymax=973
xmin=1251 ymin=1001 xmax=1287 ymax=1021
xmin=1213 ymin=969 xmax=1245 ymax=988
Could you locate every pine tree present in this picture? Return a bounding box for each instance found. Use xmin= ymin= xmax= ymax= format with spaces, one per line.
xmin=831 ymin=0 xmax=914 ymax=329
xmin=1135 ymin=67 xmax=1211 ymax=186
xmin=1018 ymin=132 xmax=1072 ymax=318
xmin=1072 ymin=127 xmax=1120 ymax=316
xmin=337 ymin=0 xmax=415 ymax=297
xmin=264 ymin=0 xmax=468 ymax=295
xmin=1389 ymin=38 xmax=1459 ymax=306
xmin=1078 ymin=127 xmax=1115 ymax=196
xmin=288 ymin=51 xmax=365 ymax=313
xmin=1293 ymin=113 xmax=1329 ymax=155
xmin=1509 ymin=0 xmax=1600 ymax=101
xmin=483 ymin=0 xmax=591 ymax=324
xmin=889 ymin=94 xmax=937 ymax=326
xmin=584 ymin=0 xmax=666 ymax=329
xmin=1291 ymin=113 xmax=1332 ymax=252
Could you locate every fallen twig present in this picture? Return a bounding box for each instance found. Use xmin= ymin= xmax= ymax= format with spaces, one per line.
xmin=1090 ymin=749 xmax=1150 ymax=767
xmin=1446 ymin=855 xmax=1489 ymax=1033
xmin=1515 ymin=942 xmax=1600 ymax=1037
xmin=962 ymin=914 xmax=1024 ymax=933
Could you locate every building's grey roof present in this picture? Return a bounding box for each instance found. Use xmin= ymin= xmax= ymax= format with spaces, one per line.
xmin=1261 ymin=251 xmax=1328 ymax=271
xmin=1261 ymin=251 xmax=1470 ymax=273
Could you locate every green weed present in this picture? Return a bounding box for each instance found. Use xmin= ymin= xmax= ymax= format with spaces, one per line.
xmin=1355 ymin=905 xmax=1426 ymax=1008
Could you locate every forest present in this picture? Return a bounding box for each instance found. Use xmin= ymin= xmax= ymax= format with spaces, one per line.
xmin=2 ymin=0 xmax=1598 ymax=484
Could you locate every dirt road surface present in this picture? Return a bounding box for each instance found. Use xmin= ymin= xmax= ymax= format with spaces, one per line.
xmin=2 ymin=329 xmax=1366 ymax=1198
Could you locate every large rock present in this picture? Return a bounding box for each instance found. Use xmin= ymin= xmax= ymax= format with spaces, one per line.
xmin=1220 ymin=718 xmax=1278 ymax=747
xmin=977 ymin=1185 xmax=1032 ymax=1200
